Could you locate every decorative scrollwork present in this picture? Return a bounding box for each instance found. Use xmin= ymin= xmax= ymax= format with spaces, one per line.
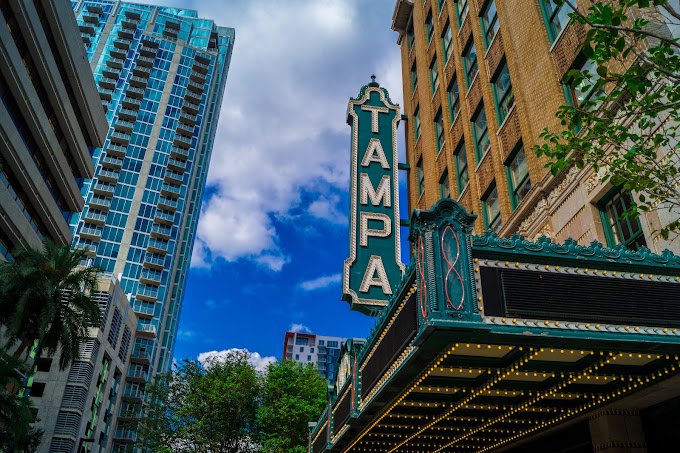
xmin=417 ymin=236 xmax=428 ymax=318
xmin=441 ymin=225 xmax=465 ymax=310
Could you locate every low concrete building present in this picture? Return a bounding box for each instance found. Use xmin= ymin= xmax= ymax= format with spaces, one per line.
xmin=30 ymin=275 xmax=137 ymax=453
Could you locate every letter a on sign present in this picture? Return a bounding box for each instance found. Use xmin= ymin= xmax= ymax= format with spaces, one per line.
xmin=343 ymin=77 xmax=404 ymax=315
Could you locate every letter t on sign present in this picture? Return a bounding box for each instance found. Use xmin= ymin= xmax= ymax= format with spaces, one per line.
xmin=361 ymin=105 xmax=389 ymax=133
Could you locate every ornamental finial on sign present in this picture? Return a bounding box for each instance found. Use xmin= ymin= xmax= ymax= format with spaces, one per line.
xmin=369 ymin=74 xmax=379 ymax=87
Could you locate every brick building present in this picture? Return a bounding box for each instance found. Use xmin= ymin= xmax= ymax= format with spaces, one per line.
xmin=391 ymin=0 xmax=677 ymax=254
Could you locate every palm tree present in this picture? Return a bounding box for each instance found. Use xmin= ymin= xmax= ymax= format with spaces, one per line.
xmin=0 ymin=239 xmax=101 ymax=371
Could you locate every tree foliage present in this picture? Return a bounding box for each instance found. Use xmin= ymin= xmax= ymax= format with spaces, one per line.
xmin=136 ymin=355 xmax=328 ymax=453
xmin=136 ymin=351 xmax=261 ymax=452
xmin=0 ymin=240 xmax=101 ymax=370
xmin=258 ymin=360 xmax=327 ymax=452
xmin=534 ymin=0 xmax=680 ymax=239
xmin=0 ymin=352 xmax=42 ymax=452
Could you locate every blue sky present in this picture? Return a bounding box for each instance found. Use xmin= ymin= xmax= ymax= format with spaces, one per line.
xmin=151 ymin=0 xmax=409 ymax=365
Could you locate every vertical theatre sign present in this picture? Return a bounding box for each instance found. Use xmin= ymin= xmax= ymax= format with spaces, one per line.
xmin=343 ymin=77 xmax=404 ymax=315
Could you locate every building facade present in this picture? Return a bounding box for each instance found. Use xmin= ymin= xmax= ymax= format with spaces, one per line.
xmin=30 ymin=275 xmax=137 ymax=453
xmin=391 ymin=0 xmax=677 ymax=256
xmin=0 ymin=0 xmax=107 ymax=255
xmin=69 ymin=1 xmax=235 ymax=447
xmin=283 ymin=331 xmax=347 ymax=382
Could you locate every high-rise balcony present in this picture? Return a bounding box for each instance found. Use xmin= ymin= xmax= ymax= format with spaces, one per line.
xmin=136 ymin=284 xmax=159 ymax=302
xmin=182 ymin=100 xmax=199 ymax=115
xmin=106 ymin=143 xmax=128 ymax=158
xmin=139 ymin=45 xmax=157 ymax=58
xmin=98 ymin=77 xmax=116 ymax=90
xmin=157 ymin=195 xmax=178 ymax=212
xmin=82 ymin=11 xmax=100 ymax=24
xmin=179 ymin=111 xmax=197 ymax=126
xmin=161 ymin=181 xmax=182 ymax=197
xmin=129 ymin=349 xmax=151 ymax=364
xmin=162 ymin=29 xmax=178 ymax=40
xmin=122 ymin=387 xmax=144 ymax=403
xmin=170 ymin=146 xmax=190 ymax=160
xmin=79 ymin=224 xmax=103 ymax=241
xmin=137 ymin=323 xmax=157 ymax=338
xmin=176 ymin=122 xmax=194 ymax=137
xmin=167 ymin=157 xmax=187 ymax=173
xmin=147 ymin=238 xmax=169 ymax=255
xmin=132 ymin=65 xmax=151 ymax=77
xmin=126 ymin=85 xmax=145 ymax=99
xmin=113 ymin=427 xmax=137 ymax=442
xmin=99 ymin=88 xmax=113 ymax=101
xmin=102 ymin=66 xmax=121 ymax=80
xmin=89 ymin=195 xmax=112 ymax=211
xmin=150 ymin=223 xmax=172 ymax=240
xmin=139 ymin=268 xmax=162 ymax=285
xmin=163 ymin=170 xmax=183 ymax=186
xmin=121 ymin=17 xmax=139 ymax=29
xmin=137 ymin=55 xmax=155 ymax=67
xmin=101 ymin=100 xmax=109 ymax=112
xmin=184 ymin=90 xmax=201 ymax=105
xmin=114 ymin=38 xmax=131 ymax=50
xmin=93 ymin=181 xmax=116 ymax=197
xmin=133 ymin=302 xmax=155 ymax=319
xmin=154 ymin=210 xmax=175 ymax=225
xmin=81 ymin=33 xmax=91 ymax=45
xmin=110 ymin=46 xmax=127 ymax=60
xmin=98 ymin=169 xmax=120 ymax=183
xmin=79 ymin=23 xmax=95 ymax=35
xmin=190 ymin=70 xmax=206 ymax=84
xmin=118 ymin=108 xmax=138 ymax=121
xmin=84 ymin=209 xmax=107 ymax=225
xmin=74 ymin=239 xmax=98 ymax=256
xmin=173 ymin=134 xmax=192 ymax=149
xmin=117 ymin=28 xmax=133 ymax=40
xmin=129 ymin=75 xmax=148 ymax=88
xmin=86 ymin=4 xmax=103 ymax=14
xmin=126 ymin=367 xmax=149 ymax=383
xmin=102 ymin=155 xmax=124 ymax=170
xmin=193 ymin=60 xmax=209 ymax=74
xmin=114 ymin=119 xmax=134 ymax=134
xmin=110 ymin=131 xmax=131 ymax=146
xmin=106 ymin=57 xmax=124 ymax=69
xmin=143 ymin=253 xmax=165 ymax=270
xmin=122 ymin=96 xmax=141 ymax=110
xmin=187 ymin=80 xmax=204 ymax=94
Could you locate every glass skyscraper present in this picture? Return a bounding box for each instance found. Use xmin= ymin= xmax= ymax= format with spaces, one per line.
xmin=68 ymin=2 xmax=233 ymax=446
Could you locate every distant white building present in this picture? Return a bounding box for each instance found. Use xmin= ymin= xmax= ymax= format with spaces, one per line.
xmin=282 ymin=332 xmax=346 ymax=382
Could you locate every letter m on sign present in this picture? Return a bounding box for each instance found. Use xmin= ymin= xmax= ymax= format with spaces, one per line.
xmin=342 ymin=78 xmax=405 ymax=315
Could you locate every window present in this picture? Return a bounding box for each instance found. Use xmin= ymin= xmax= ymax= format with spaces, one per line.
xmin=295 ymin=354 xmax=299 ymax=360
xmin=307 ymin=355 xmax=311 ymax=361
xmin=299 ymin=346 xmax=304 ymax=352
xmin=566 ymin=58 xmax=603 ymax=109
xmin=482 ymin=184 xmax=502 ymax=232
xmin=456 ymin=0 xmax=469 ymax=28
xmin=463 ymin=41 xmax=478 ymax=87
xmin=481 ymin=0 xmax=499 ymax=47
xmin=439 ymin=171 xmax=450 ymax=198
xmin=311 ymin=347 xmax=314 ymax=353
xmin=441 ymin=22 xmax=453 ymax=63
xmin=318 ymin=340 xmax=325 ymax=346
xmin=472 ymin=106 xmax=490 ymax=160
xmin=430 ymin=57 xmax=439 ymax=94
xmin=447 ymin=78 xmax=460 ymax=123
xmin=414 ymin=107 xmax=421 ymax=141
xmin=492 ymin=62 xmax=515 ymax=124
xmin=36 ymin=358 xmax=52 ymax=372
xmin=454 ymin=141 xmax=469 ymax=192
xmin=295 ymin=337 xmax=308 ymax=346
xmin=407 ymin=22 xmax=415 ymax=52
xmin=425 ymin=11 xmax=434 ymax=44
xmin=31 ymin=382 xmax=46 ymax=397
xmin=434 ymin=110 xmax=445 ymax=152
xmin=598 ymin=189 xmax=647 ymax=250
xmin=411 ymin=62 xmax=418 ymax=92
xmin=540 ymin=0 xmax=570 ymax=42
xmin=417 ymin=159 xmax=425 ymax=197
xmin=505 ymin=144 xmax=531 ymax=208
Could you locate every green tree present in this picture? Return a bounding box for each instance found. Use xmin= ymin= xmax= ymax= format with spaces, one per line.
xmin=535 ymin=0 xmax=680 ymax=238
xmin=0 ymin=240 xmax=101 ymax=371
xmin=258 ymin=360 xmax=327 ymax=453
xmin=136 ymin=351 xmax=261 ymax=452
xmin=0 ymin=352 xmax=43 ymax=452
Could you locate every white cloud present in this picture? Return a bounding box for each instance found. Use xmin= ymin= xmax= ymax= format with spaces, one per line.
xmin=299 ymin=273 xmax=341 ymax=291
xmin=198 ymin=348 xmax=276 ymax=373
xmin=178 ymin=329 xmax=197 ymax=341
xmin=289 ymin=323 xmax=312 ymax=333
xmin=183 ymin=0 xmax=402 ymax=270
